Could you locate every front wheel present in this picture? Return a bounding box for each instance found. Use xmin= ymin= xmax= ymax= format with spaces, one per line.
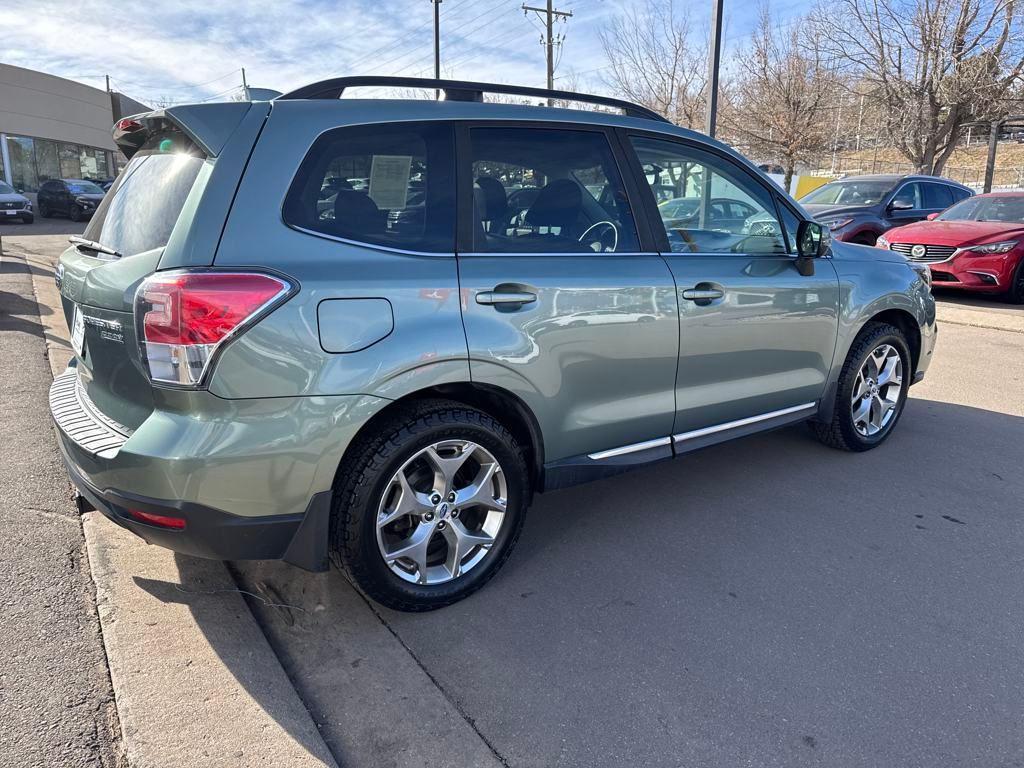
xmin=812 ymin=322 xmax=911 ymax=451
xmin=1007 ymin=259 xmax=1024 ymax=304
xmin=332 ymin=401 xmax=530 ymax=611
xmin=69 ymin=205 xmax=83 ymax=222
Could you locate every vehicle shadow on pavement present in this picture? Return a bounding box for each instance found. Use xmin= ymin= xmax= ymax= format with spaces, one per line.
xmin=201 ymin=397 xmax=1024 ymax=768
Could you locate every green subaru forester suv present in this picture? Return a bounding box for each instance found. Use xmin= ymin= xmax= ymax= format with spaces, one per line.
xmin=50 ymin=78 xmax=936 ymax=611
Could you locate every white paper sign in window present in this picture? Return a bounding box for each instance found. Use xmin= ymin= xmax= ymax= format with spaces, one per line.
xmin=368 ymin=155 xmax=413 ymax=210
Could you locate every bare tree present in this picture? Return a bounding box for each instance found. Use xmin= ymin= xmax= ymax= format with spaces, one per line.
xmin=598 ymin=0 xmax=707 ymax=127
xmin=812 ymin=0 xmax=1024 ymax=175
xmin=725 ymin=8 xmax=838 ymax=188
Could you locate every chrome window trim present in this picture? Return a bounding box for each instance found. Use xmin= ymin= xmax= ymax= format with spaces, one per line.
xmin=673 ymin=402 xmax=817 ymax=444
xmin=287 ymin=224 xmax=454 ymax=257
xmin=460 ymin=251 xmax=654 ymax=258
xmin=588 ymin=436 xmax=672 ymax=461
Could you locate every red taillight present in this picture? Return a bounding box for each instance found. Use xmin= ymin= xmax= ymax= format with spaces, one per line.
xmin=116 ymin=118 xmax=144 ymax=133
xmin=128 ymin=509 xmax=187 ymax=529
xmin=136 ymin=271 xmax=290 ymax=387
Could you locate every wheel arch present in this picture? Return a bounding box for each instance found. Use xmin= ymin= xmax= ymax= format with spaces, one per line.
xmin=818 ymin=305 xmax=922 ymax=424
xmin=333 ymin=382 xmax=546 ymax=495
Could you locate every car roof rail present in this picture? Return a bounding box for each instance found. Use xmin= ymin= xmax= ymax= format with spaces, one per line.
xmin=275 ymin=76 xmax=669 ymax=123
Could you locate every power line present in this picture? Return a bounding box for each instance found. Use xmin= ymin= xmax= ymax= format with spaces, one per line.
xmin=522 ymin=0 xmax=573 ymax=104
xmin=391 ymin=1 xmax=521 ymax=76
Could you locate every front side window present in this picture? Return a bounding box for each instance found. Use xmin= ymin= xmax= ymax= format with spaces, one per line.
xmin=891 ymin=183 xmax=922 ymax=210
xmin=631 ymin=136 xmax=789 ymax=255
xmin=469 ymin=127 xmax=639 ymax=253
xmin=283 ymin=122 xmax=455 ymax=253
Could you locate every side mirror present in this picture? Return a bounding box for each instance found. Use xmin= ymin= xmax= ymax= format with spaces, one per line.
xmin=889 ymin=199 xmax=913 ymax=212
xmin=795 ymin=220 xmax=830 ymax=276
xmin=926 ymin=212 xmax=940 ymax=221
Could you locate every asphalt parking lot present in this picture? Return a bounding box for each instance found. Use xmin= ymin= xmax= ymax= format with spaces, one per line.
xmin=235 ymin=316 xmax=1024 ymax=767
xmin=4 ymin=222 xmax=1023 ymax=767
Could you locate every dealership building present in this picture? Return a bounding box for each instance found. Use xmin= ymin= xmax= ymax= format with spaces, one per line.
xmin=0 ymin=63 xmax=149 ymax=192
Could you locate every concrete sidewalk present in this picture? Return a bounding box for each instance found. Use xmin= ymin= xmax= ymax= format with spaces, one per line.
xmin=8 ymin=235 xmax=338 ymax=768
xmin=0 ymin=237 xmax=120 ymax=767
xmin=13 ymin=232 xmax=504 ymax=768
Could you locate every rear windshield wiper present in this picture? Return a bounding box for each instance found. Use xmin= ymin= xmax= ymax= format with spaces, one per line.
xmin=69 ymin=235 xmax=122 ymax=259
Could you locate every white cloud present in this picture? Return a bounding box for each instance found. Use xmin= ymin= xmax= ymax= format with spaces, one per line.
xmin=0 ymin=0 xmax=618 ymax=105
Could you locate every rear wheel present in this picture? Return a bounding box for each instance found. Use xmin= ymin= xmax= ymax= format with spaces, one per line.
xmin=69 ymin=204 xmax=83 ymax=222
xmin=812 ymin=322 xmax=911 ymax=451
xmin=332 ymin=400 xmax=530 ymax=611
xmin=38 ymin=204 xmax=50 ymax=218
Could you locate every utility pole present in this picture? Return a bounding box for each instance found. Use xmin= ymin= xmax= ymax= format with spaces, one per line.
xmin=432 ymin=0 xmax=442 ymax=99
xmin=241 ymin=68 xmax=249 ymax=100
xmin=704 ymin=0 xmax=724 ymax=136
xmin=523 ymin=0 xmax=573 ymax=105
xmin=984 ymin=119 xmax=1001 ymax=193
xmin=104 ymin=74 xmax=110 ymax=93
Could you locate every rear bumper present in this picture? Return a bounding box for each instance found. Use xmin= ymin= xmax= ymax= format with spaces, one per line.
xmin=60 ymin=445 xmax=324 ymax=564
xmin=50 ymin=368 xmax=385 ymax=569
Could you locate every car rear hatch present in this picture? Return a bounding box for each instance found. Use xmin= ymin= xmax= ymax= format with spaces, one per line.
xmin=57 ymin=101 xmax=269 ymax=435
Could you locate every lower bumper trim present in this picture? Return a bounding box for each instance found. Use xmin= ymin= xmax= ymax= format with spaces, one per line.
xmin=60 ymin=449 xmax=328 ymax=570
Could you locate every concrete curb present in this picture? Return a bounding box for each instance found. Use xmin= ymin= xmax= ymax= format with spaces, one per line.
xmin=17 ymin=236 xmax=339 ymax=768
xmin=935 ymin=302 xmax=1024 ymax=334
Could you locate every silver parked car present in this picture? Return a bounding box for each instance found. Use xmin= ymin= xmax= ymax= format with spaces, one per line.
xmin=51 ymin=78 xmax=936 ymax=611
xmin=0 ymin=180 xmax=33 ymax=224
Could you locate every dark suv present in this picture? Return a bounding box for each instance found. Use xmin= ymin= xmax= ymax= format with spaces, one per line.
xmin=37 ymin=178 xmax=107 ymax=221
xmin=799 ymin=174 xmax=972 ymax=246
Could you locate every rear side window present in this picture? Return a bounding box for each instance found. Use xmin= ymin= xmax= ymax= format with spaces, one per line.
xmin=924 ymin=183 xmax=953 ymax=209
xmin=283 ymin=122 xmax=455 ymax=253
xmin=84 ymin=134 xmax=204 ymax=257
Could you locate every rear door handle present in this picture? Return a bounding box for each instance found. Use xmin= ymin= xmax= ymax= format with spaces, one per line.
xmin=476 ymin=290 xmax=537 ymax=306
xmin=681 ymin=288 xmax=724 ymax=301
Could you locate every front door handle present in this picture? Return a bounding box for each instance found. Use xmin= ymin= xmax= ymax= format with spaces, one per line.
xmin=476 ymin=290 xmax=537 ymax=306
xmin=681 ymin=288 xmax=724 ymax=301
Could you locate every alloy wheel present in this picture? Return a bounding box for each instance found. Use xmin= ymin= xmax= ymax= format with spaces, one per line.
xmin=376 ymin=440 xmax=508 ymax=585
xmin=851 ymin=343 xmax=903 ymax=437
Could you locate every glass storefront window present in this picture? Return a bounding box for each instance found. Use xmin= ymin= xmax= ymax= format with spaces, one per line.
xmin=60 ymin=143 xmax=81 ymax=179
xmin=79 ymin=146 xmax=99 ymax=179
xmin=35 ymin=139 xmax=61 ymax=183
xmin=96 ymin=150 xmax=110 ymax=180
xmin=6 ymin=136 xmax=38 ymax=192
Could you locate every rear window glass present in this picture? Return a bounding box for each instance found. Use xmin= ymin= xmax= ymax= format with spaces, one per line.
xmin=84 ymin=137 xmax=204 ymax=256
xmin=283 ymin=122 xmax=455 ymax=253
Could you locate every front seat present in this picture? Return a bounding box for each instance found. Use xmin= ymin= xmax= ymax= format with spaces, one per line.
xmin=475 ymin=176 xmax=508 ymax=233
xmin=523 ymin=179 xmax=584 ymax=241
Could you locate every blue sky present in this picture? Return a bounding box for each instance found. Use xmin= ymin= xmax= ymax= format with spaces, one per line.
xmin=1 ymin=0 xmax=814 ymax=106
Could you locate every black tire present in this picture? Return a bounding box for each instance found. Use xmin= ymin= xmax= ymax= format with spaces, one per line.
xmin=331 ymin=400 xmax=530 ymax=612
xmin=812 ymin=321 xmax=911 ymax=451
xmin=21 ymin=215 xmax=34 ymax=225
xmin=1007 ymin=259 xmax=1024 ymax=304
xmin=38 ymin=205 xmax=50 ymax=218
xmin=69 ymin=205 xmax=82 ymax=222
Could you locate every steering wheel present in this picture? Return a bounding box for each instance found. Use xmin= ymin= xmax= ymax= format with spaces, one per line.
xmin=578 ymin=220 xmax=619 ymax=253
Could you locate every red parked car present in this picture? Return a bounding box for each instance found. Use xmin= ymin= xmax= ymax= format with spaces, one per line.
xmin=877 ymin=192 xmax=1024 ymax=303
